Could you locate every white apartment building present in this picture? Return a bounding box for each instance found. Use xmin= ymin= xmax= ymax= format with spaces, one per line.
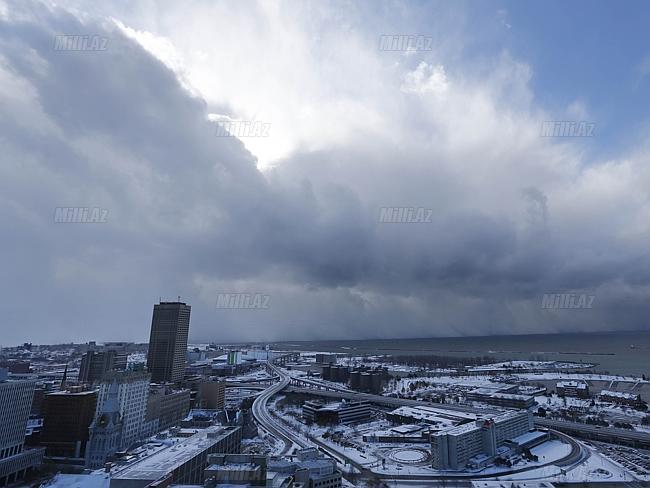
xmin=431 ymin=410 xmax=534 ymax=470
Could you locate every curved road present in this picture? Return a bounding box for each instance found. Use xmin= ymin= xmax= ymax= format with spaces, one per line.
xmin=251 ymin=362 xmax=310 ymax=455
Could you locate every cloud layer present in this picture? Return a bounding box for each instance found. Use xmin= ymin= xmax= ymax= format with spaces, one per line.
xmin=1 ymin=1 xmax=650 ymax=344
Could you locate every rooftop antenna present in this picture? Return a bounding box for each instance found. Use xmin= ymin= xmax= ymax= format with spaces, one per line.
xmin=178 ymin=295 xmax=181 ymax=302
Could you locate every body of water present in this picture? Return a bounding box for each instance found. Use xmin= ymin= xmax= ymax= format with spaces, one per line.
xmin=272 ymin=330 xmax=650 ymax=377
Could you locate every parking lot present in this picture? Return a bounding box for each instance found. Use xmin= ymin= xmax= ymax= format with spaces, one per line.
xmin=591 ymin=440 xmax=650 ymax=478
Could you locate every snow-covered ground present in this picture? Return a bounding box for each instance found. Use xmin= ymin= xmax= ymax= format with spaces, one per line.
xmin=468 ymin=360 xmax=595 ymax=372
xmin=515 ymin=372 xmax=649 ymax=383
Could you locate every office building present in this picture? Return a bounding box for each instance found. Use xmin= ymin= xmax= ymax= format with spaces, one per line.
xmin=431 ymin=411 xmax=534 ymax=470
xmin=302 ymin=400 xmax=370 ymax=424
xmin=78 ymin=349 xmax=127 ymax=384
xmin=145 ymin=384 xmax=191 ymax=432
xmin=95 ymin=371 xmax=150 ymax=450
xmin=0 ymin=378 xmax=44 ymax=486
xmin=146 ymin=301 xmax=191 ymax=383
xmin=198 ymin=381 xmax=226 ymax=409
xmin=40 ymin=387 xmax=98 ymax=461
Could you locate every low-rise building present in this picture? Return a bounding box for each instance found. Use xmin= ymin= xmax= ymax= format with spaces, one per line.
xmin=556 ymin=381 xmax=589 ymax=398
xmin=269 ymin=448 xmax=342 ymax=488
xmin=109 ymin=426 xmax=241 ymax=487
xmin=204 ymin=453 xmax=267 ymax=486
xmin=599 ymin=389 xmax=645 ymax=407
xmin=466 ymin=389 xmax=535 ymax=409
xmin=387 ymin=405 xmax=479 ymax=431
xmin=302 ymin=400 xmax=370 ymax=424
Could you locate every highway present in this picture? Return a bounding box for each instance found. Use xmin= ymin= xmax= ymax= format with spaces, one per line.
xmin=536 ymin=418 xmax=650 ymax=449
xmin=251 ymin=362 xmax=311 ymax=455
xmin=286 ymin=385 xmax=501 ymax=415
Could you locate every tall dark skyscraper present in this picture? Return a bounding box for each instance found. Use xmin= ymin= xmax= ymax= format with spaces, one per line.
xmin=146 ymin=301 xmax=191 ymax=383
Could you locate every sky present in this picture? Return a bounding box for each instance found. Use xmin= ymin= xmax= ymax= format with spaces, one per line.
xmin=1 ymin=0 xmax=650 ymax=345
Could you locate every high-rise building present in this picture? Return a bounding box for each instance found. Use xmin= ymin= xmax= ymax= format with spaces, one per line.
xmin=95 ymin=371 xmax=150 ymax=450
xmin=78 ymin=349 xmax=127 ymax=384
xmin=0 ymin=378 xmax=44 ymax=486
xmin=40 ymin=387 xmax=98 ymax=461
xmin=146 ymin=301 xmax=191 ymax=383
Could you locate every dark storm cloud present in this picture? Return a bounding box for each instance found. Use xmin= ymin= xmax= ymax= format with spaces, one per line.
xmin=1 ymin=1 xmax=650 ymax=344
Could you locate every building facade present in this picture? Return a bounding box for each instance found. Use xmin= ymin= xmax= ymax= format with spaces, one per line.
xmin=0 ymin=379 xmax=44 ymax=486
xmin=146 ymin=385 xmax=191 ymax=432
xmin=556 ymin=381 xmax=589 ymax=398
xmin=302 ymin=400 xmax=371 ymax=424
xmin=85 ymin=382 xmax=123 ymax=469
xmin=198 ymin=381 xmax=226 ymax=409
xmin=431 ymin=411 xmax=534 ymax=470
xmin=146 ymin=301 xmax=191 ymax=383
xmin=95 ymin=371 xmax=150 ymax=450
xmin=40 ymin=387 xmax=98 ymax=461
xmin=78 ymin=349 xmax=127 ymax=384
